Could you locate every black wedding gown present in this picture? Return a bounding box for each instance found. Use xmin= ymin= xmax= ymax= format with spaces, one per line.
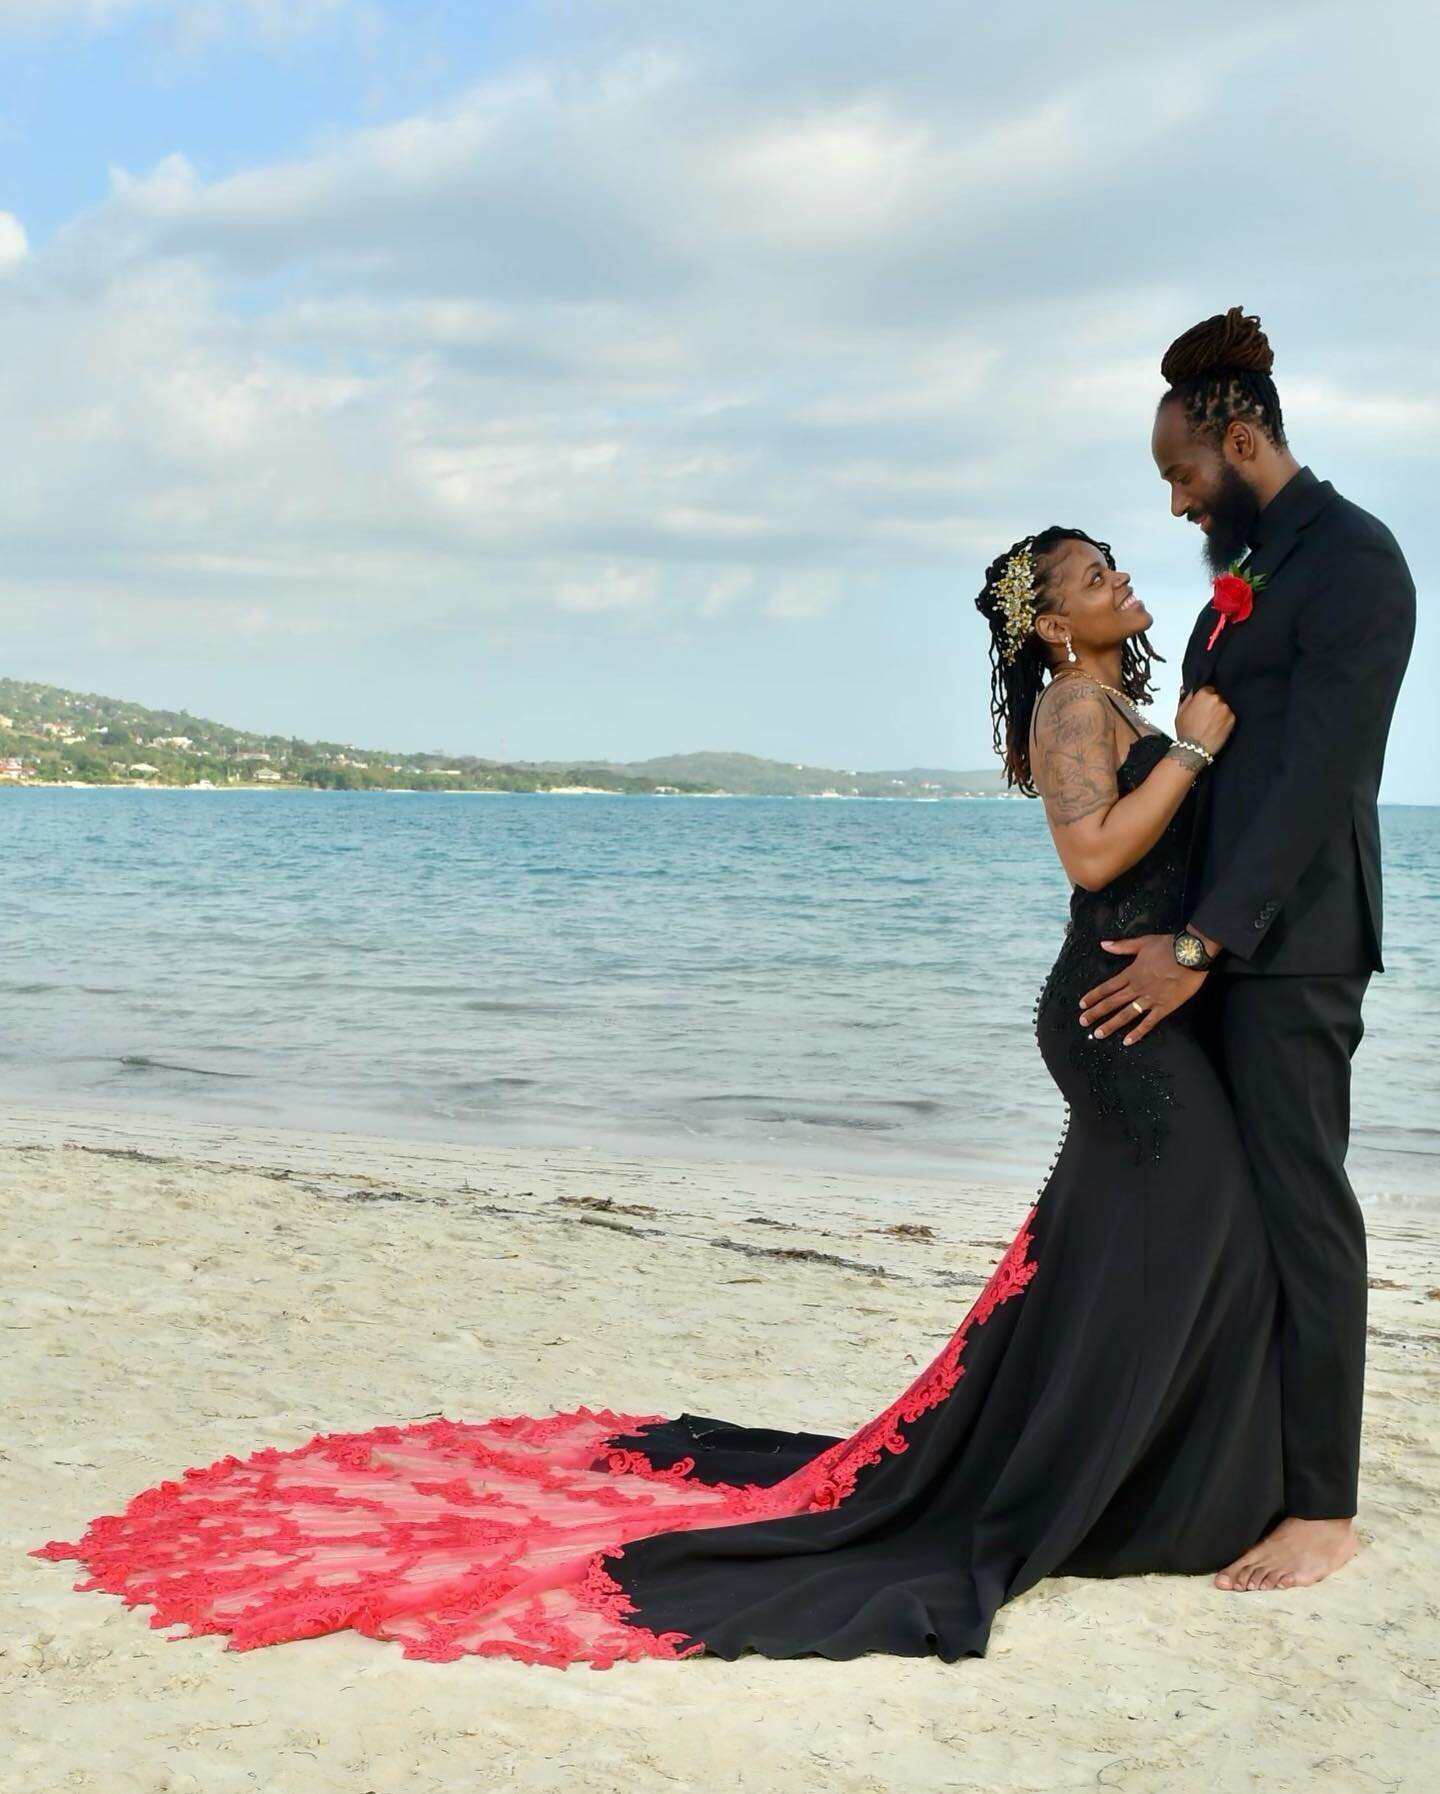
xmin=36 ymin=730 xmax=1284 ymax=1668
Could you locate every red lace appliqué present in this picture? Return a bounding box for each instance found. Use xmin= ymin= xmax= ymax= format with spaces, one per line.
xmin=33 ymin=1212 xmax=1038 ymax=1668
xmin=777 ymin=1207 xmax=1038 ymax=1512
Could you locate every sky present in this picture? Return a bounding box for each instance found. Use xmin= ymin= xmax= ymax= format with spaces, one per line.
xmin=0 ymin=1 xmax=1436 ymax=799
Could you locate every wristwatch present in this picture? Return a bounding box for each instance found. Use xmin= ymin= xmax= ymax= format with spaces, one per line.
xmin=1173 ymin=928 xmax=1218 ymax=971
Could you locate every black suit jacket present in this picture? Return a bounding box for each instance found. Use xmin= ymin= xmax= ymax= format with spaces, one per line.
xmin=1181 ymin=467 xmax=1415 ymax=975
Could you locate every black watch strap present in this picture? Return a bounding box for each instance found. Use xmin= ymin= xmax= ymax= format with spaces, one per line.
xmin=1173 ymin=928 xmax=1217 ymax=971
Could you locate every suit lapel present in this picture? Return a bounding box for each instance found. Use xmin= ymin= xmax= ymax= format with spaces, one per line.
xmin=1186 ymin=560 xmax=1264 ymax=688
xmin=1182 ymin=473 xmax=1335 ymax=689
xmin=1180 ymin=607 xmax=1213 ymax=694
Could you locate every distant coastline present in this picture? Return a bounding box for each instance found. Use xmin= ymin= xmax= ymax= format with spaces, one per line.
xmin=4 ymin=682 xmax=1428 ymax=805
xmin=9 ymin=786 xmax=1427 ymax=810
xmin=5 ymin=780 xmax=1025 ymax=801
xmin=0 ymin=675 xmax=1009 ymax=800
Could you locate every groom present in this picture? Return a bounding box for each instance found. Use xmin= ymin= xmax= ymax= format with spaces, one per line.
xmin=1078 ymin=307 xmax=1416 ymax=1591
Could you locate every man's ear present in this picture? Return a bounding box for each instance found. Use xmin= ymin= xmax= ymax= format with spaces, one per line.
xmin=1224 ymin=419 xmax=1259 ymax=464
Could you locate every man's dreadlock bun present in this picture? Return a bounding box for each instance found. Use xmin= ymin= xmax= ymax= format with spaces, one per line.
xmin=1161 ymin=306 xmax=1274 ymax=384
xmin=1158 ymin=305 xmax=1286 ymax=447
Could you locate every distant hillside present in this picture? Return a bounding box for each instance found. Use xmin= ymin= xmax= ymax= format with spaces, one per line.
xmin=0 ymin=678 xmax=1006 ymax=798
xmin=531 ymin=751 xmax=1006 ymax=798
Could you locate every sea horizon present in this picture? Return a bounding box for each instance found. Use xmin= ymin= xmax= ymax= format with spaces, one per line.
xmin=4 ymin=784 xmax=1434 ymax=808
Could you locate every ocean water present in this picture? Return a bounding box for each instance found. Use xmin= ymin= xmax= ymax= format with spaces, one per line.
xmin=1 ymin=788 xmax=1436 ymax=1201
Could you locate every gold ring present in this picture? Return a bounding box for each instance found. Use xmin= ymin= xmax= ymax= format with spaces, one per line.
xmin=1131 ymin=999 xmax=1145 ymax=1014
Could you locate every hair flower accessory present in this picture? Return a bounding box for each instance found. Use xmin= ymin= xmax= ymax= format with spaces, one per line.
xmin=1206 ymin=563 xmax=1264 ymax=651
xmin=995 ymin=542 xmax=1038 ymax=665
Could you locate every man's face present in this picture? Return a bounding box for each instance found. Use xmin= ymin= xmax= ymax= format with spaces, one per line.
xmin=1151 ymin=399 xmax=1260 ymax=574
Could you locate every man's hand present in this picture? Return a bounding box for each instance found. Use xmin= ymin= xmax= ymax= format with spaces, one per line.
xmin=1078 ymin=934 xmax=1208 ymax=1044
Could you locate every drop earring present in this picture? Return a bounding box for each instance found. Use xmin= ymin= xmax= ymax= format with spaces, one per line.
xmin=1065 ymin=636 xmax=1078 ymax=664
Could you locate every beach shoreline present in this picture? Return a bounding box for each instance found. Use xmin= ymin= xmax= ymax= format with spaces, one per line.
xmin=4 ymin=1107 xmax=1438 ymax=1793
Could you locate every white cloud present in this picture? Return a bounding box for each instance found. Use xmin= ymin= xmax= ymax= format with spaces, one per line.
xmin=163 ymin=0 xmax=355 ymax=55
xmin=0 ymin=1 xmax=139 ymax=25
xmin=0 ymin=0 xmax=1436 ymax=669
xmin=0 ymin=211 xmax=28 ymax=263
xmin=0 ymin=0 xmax=352 ymax=36
xmin=1284 ymin=380 xmax=1440 ymax=437
xmin=699 ymin=570 xmax=754 ymax=618
xmin=767 ymin=573 xmax=843 ymax=621
xmin=556 ymin=565 xmax=657 ymax=614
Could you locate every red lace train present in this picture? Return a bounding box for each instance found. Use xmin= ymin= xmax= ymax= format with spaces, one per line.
xmin=33 ymin=1211 xmax=1038 ymax=1668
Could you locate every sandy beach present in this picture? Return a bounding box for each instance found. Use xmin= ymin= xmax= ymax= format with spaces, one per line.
xmin=3 ymin=1103 xmax=1437 ymax=1794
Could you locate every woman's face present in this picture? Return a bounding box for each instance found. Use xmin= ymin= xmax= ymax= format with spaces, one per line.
xmin=1037 ymin=538 xmax=1151 ymax=658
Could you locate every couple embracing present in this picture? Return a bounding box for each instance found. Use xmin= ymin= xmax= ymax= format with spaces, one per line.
xmin=978 ymin=304 xmax=1414 ymax=1597
xmin=37 ymin=307 xmax=1416 ymax=1668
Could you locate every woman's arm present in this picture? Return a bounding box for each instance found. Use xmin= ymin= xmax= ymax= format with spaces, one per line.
xmin=1033 ymin=681 xmax=1202 ymax=891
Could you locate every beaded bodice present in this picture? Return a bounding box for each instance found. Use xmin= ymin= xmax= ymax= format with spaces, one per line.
xmin=1066 ymin=733 xmax=1192 ymax=945
xmin=1034 ymin=732 xmax=1194 ymax=1163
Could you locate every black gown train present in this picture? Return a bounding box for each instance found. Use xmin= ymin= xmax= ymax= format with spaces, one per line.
xmin=36 ymin=730 xmax=1284 ymax=1667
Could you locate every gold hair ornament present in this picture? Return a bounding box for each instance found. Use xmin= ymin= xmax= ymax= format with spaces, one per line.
xmin=995 ymin=544 xmax=1038 ymax=666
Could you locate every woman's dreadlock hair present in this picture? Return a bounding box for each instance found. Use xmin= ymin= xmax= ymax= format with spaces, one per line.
xmin=1159 ymin=305 xmax=1286 ymax=447
xmin=975 ymin=527 xmax=1161 ymax=798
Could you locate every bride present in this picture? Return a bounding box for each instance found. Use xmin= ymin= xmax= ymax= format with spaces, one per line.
xmin=36 ymin=528 xmax=1283 ymax=1667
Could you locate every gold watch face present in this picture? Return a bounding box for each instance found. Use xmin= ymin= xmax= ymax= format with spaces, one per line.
xmin=1174 ymin=932 xmax=1206 ymax=968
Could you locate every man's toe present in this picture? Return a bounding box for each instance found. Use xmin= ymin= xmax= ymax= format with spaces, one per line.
xmin=1216 ymin=1556 xmax=1255 ymax=1591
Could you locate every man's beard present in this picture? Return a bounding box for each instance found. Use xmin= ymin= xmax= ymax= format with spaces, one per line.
xmin=1200 ymin=463 xmax=1262 ymax=574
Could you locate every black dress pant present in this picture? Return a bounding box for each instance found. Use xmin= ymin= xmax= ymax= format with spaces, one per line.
xmin=1212 ymin=972 xmax=1371 ymax=1519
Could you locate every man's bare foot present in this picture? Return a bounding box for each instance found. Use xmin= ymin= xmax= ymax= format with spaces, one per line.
xmin=1214 ymin=1517 xmax=1358 ymax=1592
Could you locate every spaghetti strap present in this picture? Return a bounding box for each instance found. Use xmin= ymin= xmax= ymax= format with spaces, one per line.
xmin=1101 ymin=690 xmax=1143 ymax=740
xmin=1030 ymin=676 xmax=1140 ymax=750
xmin=1030 ymin=677 xmax=1144 ymax=765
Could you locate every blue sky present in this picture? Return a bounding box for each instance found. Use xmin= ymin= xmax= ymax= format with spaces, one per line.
xmin=1 ymin=0 xmax=1436 ymax=798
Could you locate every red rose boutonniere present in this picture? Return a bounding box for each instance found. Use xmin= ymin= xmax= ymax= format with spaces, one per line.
xmin=1206 ymin=562 xmax=1265 ymax=651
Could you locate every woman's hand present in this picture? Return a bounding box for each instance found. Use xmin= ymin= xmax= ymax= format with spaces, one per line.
xmin=1175 ymin=685 xmax=1236 ymax=756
